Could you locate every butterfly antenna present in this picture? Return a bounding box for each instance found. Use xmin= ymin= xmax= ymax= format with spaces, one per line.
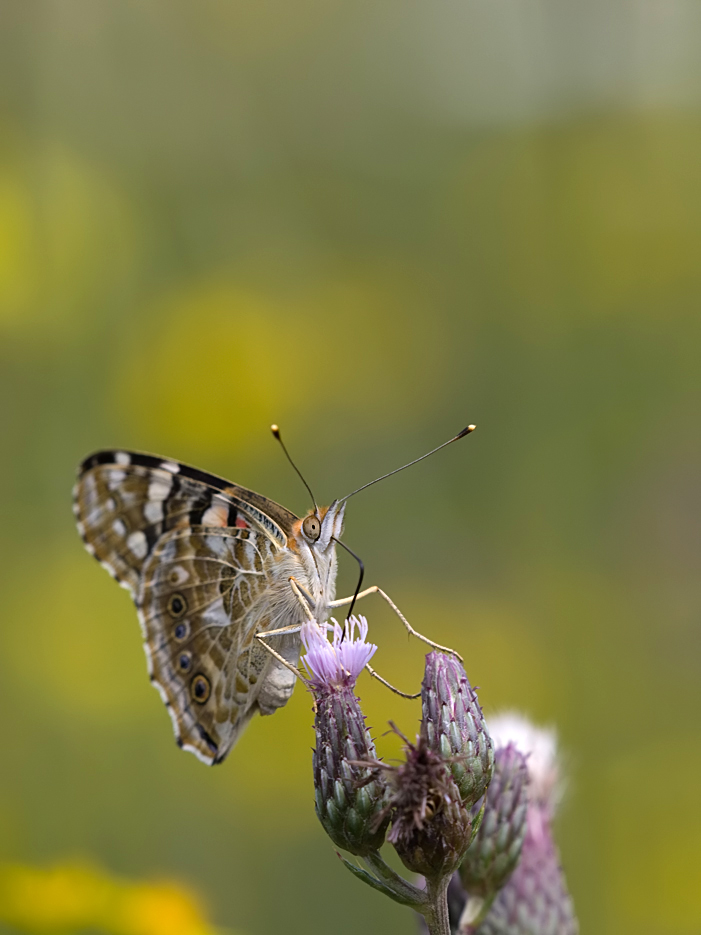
xmin=339 ymin=424 xmax=476 ymax=503
xmin=332 ymin=537 xmax=364 ymax=624
xmin=271 ymin=424 xmax=318 ymax=511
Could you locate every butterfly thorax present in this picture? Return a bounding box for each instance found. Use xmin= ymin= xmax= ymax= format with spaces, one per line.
xmin=278 ymin=502 xmax=346 ymax=624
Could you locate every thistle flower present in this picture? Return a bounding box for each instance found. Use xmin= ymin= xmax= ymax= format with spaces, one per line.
xmin=303 ymin=617 xmax=390 ymax=856
xmin=488 ymin=714 xmax=560 ymax=813
xmin=466 ymin=714 xmax=578 ymax=935
xmin=474 ymin=817 xmax=578 ymax=935
xmin=422 ymin=652 xmax=494 ymax=807
xmin=459 ymin=743 xmax=529 ymax=902
xmin=301 ymin=616 xmax=377 ymax=691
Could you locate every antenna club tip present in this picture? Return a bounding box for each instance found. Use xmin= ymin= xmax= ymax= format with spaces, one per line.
xmin=457 ymin=424 xmax=476 ymax=438
xmin=270 ymin=424 xmax=280 ymax=438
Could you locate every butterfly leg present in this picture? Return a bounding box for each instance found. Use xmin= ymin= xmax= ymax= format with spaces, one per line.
xmin=254 ymin=631 xmax=311 ymax=688
xmin=365 ymin=663 xmax=421 ymax=699
xmin=288 ymin=576 xmax=316 ymax=623
xmin=329 ymin=586 xmax=463 ymax=663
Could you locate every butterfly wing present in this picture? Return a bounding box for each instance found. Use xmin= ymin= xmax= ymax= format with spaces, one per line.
xmin=73 ymin=450 xmax=301 ymax=764
xmin=140 ymin=523 xmax=289 ymax=763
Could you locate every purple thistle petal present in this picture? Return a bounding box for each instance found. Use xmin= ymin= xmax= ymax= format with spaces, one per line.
xmin=301 ymin=615 xmax=377 ymax=690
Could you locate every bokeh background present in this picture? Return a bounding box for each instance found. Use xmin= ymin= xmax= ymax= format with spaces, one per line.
xmin=1 ymin=1 xmax=700 ymax=933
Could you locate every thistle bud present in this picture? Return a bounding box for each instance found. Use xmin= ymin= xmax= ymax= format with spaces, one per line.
xmin=421 ymin=652 xmax=494 ymax=807
xmin=385 ymin=650 xmax=494 ymax=883
xmin=303 ymin=617 xmax=390 ymax=856
xmin=459 ymin=743 xmax=529 ymax=900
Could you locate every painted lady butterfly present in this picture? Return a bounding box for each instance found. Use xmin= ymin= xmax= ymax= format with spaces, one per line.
xmin=73 ymin=428 xmax=473 ymax=765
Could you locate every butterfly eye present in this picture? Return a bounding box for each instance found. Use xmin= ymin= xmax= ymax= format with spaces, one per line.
xmin=302 ymin=514 xmax=321 ymax=541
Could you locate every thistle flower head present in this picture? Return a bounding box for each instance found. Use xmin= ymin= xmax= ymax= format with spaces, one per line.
xmin=487 ymin=712 xmax=561 ymax=812
xmin=473 ymin=714 xmax=578 ymax=935
xmin=383 ymin=729 xmax=474 ymax=881
xmin=307 ymin=614 xmax=388 ymax=856
xmin=476 ymin=813 xmax=579 ymax=935
xmin=385 ymin=731 xmax=460 ymax=841
xmin=301 ymin=615 xmax=377 ymax=692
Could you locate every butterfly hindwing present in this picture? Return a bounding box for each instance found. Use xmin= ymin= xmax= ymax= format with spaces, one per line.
xmin=139 ymin=524 xmax=283 ymax=764
xmin=73 ymin=450 xmax=302 ymax=764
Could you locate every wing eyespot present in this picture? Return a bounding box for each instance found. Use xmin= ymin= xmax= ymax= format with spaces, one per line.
xmin=178 ymin=652 xmax=192 ymax=673
xmin=167 ymin=593 xmax=187 ymax=617
xmin=173 ymin=621 xmax=189 ymax=641
xmin=191 ymin=674 xmax=211 ymax=704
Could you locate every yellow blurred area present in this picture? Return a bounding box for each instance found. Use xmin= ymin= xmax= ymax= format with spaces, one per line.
xmin=606 ymin=743 xmax=701 ymax=932
xmin=113 ymin=274 xmax=449 ymax=458
xmin=0 ymin=141 xmax=137 ymax=335
xmin=2 ymin=554 xmax=151 ymax=724
xmin=448 ymin=116 xmax=701 ymax=324
xmin=0 ymin=862 xmax=225 ymax=935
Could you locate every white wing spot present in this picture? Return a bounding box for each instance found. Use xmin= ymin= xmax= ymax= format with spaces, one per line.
xmin=202 ymin=503 xmax=228 ymax=527
xmin=148 ymin=479 xmax=171 ymax=500
xmin=127 ymin=530 xmax=148 ymax=559
xmin=76 ymin=521 xmax=85 ymax=536
xmin=115 ymin=451 xmax=131 ymax=466
xmin=112 ymin=519 xmax=127 ymax=537
xmin=169 ymin=564 xmax=189 ymax=585
xmin=85 ymin=542 xmax=96 ymax=556
xmin=108 ymin=470 xmax=126 ymax=489
xmin=144 ymin=500 xmax=164 ymax=523
xmin=106 ymin=498 xmax=116 ymax=512
xmin=100 ymin=560 xmax=117 ymax=577
xmin=160 ymin=461 xmax=180 ymax=474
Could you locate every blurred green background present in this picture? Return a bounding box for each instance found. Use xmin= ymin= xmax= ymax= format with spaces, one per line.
xmin=1 ymin=1 xmax=700 ymax=933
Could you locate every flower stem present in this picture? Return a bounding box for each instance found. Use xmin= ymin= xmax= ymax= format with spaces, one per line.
xmin=457 ymin=893 xmax=495 ymax=934
xmin=422 ymin=875 xmax=451 ymax=935
xmin=361 ymin=851 xmax=426 ymax=907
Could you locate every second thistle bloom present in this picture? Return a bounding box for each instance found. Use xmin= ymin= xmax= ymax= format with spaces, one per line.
xmin=303 ymin=617 xmax=389 ymax=856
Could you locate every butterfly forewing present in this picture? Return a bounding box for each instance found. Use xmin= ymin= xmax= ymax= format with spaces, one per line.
xmin=73 ymin=450 xmax=302 ymax=764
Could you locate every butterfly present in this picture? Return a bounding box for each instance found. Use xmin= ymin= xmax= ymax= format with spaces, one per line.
xmin=73 ymin=428 xmax=472 ymax=765
xmin=73 ymin=448 xmax=349 ymax=764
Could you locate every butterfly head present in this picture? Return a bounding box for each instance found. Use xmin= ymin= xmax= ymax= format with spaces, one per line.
xmin=297 ymin=500 xmax=345 ymax=553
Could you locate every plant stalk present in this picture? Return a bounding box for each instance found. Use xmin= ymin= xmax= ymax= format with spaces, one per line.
xmin=422 ymin=874 xmax=452 ymax=935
